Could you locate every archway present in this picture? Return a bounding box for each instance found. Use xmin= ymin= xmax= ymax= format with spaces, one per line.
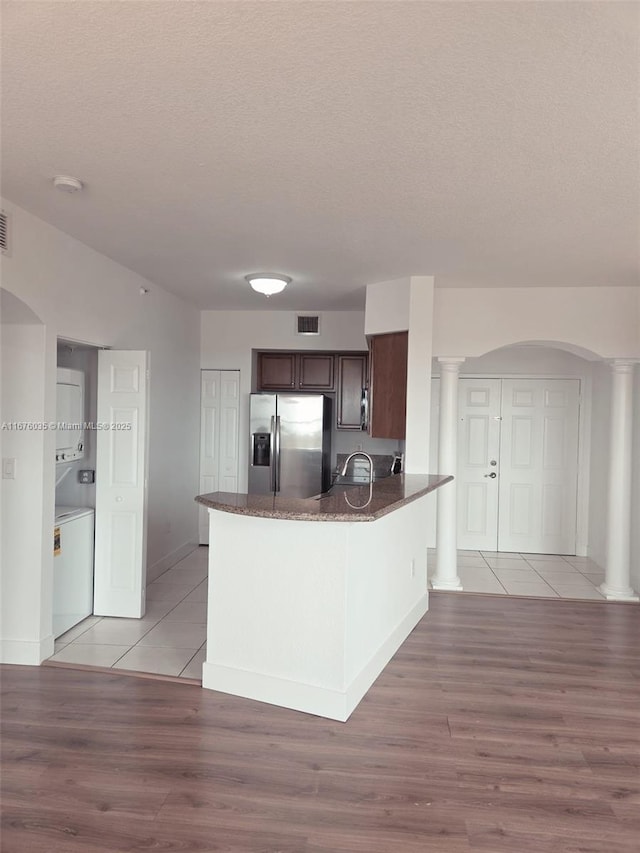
xmin=430 ymin=340 xmax=602 ymax=588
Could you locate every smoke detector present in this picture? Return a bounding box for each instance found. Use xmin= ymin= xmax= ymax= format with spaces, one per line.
xmin=52 ymin=175 xmax=84 ymax=193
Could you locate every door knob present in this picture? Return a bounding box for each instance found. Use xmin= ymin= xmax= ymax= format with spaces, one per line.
xmin=484 ymin=472 xmax=497 ymax=479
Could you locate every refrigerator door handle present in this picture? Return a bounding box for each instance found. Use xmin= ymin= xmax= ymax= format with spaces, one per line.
xmin=361 ymin=386 xmax=369 ymax=430
xmin=269 ymin=416 xmax=276 ymax=492
xmin=274 ymin=415 xmax=282 ymax=492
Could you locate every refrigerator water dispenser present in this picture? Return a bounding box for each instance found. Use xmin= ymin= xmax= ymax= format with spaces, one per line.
xmin=252 ymin=433 xmax=271 ymax=467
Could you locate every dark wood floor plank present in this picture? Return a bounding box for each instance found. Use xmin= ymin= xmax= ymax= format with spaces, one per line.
xmin=1 ymin=593 xmax=638 ymax=852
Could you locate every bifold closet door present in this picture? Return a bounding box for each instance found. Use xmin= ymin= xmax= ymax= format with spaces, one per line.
xmin=94 ymin=349 xmax=149 ymax=618
xmin=497 ymin=379 xmax=580 ymax=555
xmin=199 ymin=370 xmax=240 ymax=545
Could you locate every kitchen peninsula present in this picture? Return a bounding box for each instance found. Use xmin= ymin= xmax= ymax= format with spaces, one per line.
xmin=195 ymin=474 xmax=452 ymax=721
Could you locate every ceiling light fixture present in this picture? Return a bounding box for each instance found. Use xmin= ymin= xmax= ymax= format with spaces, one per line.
xmin=245 ymin=273 xmax=291 ymax=297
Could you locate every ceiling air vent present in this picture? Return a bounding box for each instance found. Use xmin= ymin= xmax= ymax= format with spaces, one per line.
xmin=0 ymin=211 xmax=9 ymax=256
xmin=295 ymin=314 xmax=321 ymax=336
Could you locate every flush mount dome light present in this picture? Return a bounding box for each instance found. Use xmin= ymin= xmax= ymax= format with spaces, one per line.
xmin=245 ymin=274 xmax=291 ymax=297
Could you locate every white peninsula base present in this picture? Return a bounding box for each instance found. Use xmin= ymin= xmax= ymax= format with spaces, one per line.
xmin=202 ymin=497 xmax=431 ymax=721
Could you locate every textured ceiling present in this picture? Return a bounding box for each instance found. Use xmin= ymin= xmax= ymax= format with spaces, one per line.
xmin=2 ymin=1 xmax=639 ymax=310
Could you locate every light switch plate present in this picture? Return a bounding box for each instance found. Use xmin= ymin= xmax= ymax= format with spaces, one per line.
xmin=2 ymin=458 xmax=16 ymax=479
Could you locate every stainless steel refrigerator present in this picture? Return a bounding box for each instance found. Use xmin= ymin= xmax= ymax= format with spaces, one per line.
xmin=249 ymin=393 xmax=332 ymax=497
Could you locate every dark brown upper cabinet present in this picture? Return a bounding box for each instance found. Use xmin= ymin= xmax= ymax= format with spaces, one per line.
xmin=298 ymin=354 xmax=335 ymax=390
xmin=257 ymin=352 xmax=335 ymax=391
xmin=256 ymin=350 xmax=369 ymax=430
xmin=257 ymin=353 xmax=297 ymax=390
xmin=368 ymin=331 xmax=408 ymax=439
xmin=336 ymin=355 xmax=367 ymax=430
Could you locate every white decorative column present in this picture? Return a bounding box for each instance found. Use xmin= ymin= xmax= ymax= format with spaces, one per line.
xmin=600 ymin=360 xmax=639 ymax=601
xmin=432 ymin=358 xmax=465 ymax=590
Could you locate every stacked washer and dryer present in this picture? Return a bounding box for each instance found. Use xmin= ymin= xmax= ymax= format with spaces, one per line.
xmin=54 ymin=367 xmax=95 ymax=639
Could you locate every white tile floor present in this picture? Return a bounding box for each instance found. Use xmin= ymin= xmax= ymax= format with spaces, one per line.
xmin=50 ymin=546 xmax=610 ymax=681
xmin=428 ymin=549 xmax=607 ymax=600
xmin=49 ymin=546 xmax=209 ymax=679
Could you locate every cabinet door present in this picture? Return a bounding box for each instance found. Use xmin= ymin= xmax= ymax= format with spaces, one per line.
xmin=369 ymin=332 xmax=408 ymax=439
xmin=337 ymin=355 xmax=367 ymax=429
xmin=299 ymin=354 xmax=335 ymax=390
xmin=258 ymin=353 xmax=296 ymax=390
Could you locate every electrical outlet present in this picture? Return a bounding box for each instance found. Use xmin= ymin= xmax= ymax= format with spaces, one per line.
xmin=2 ymin=458 xmax=16 ymax=479
xmin=78 ymin=469 xmax=95 ymax=484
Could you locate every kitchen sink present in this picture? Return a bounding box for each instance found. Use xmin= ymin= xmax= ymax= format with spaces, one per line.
xmin=314 ymin=482 xmax=361 ymax=499
xmin=314 ymin=472 xmax=391 ymax=500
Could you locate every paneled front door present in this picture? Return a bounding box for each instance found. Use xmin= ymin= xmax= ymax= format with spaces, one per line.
xmin=498 ymin=379 xmax=580 ymax=554
xmin=430 ymin=377 xmax=581 ymax=554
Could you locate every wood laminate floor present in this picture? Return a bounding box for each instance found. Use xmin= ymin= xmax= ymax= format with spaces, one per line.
xmin=2 ymin=594 xmax=639 ymax=853
xmin=47 ymin=547 xmax=612 ymax=682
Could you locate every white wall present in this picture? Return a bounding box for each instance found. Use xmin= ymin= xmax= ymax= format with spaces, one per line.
xmin=460 ymin=346 xmax=596 ymax=377
xmin=405 ymin=277 xmax=435 ymax=473
xmin=364 ymin=276 xmax=435 ymax=473
xmin=1 ymin=323 xmax=51 ymax=663
xmin=201 ymin=309 xmax=375 ymax=488
xmin=0 ymin=198 xmax=201 ymax=662
xmin=363 ymin=277 xmax=411 ymax=336
xmin=433 ymin=287 xmax=640 ymax=359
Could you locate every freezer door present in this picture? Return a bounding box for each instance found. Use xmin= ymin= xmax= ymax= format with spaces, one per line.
xmin=276 ymin=395 xmax=325 ymax=498
xmin=248 ymin=394 xmax=277 ymax=494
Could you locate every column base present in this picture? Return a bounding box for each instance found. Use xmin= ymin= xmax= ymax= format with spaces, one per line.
xmin=430 ymin=577 xmax=463 ymax=591
xmin=598 ymin=582 xmax=639 ymax=602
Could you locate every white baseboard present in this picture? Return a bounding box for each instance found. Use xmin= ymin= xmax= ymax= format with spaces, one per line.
xmin=0 ymin=634 xmax=55 ymax=666
xmin=202 ymin=595 xmax=428 ymax=722
xmin=147 ymin=541 xmax=198 ymax=583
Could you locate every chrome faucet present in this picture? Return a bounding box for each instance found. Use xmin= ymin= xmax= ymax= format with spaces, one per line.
xmin=340 ymin=451 xmax=374 ymax=484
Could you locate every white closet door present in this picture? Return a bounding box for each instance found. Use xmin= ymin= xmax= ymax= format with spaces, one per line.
xmin=94 ymin=350 xmax=149 ymax=617
xmin=218 ymin=372 xmax=240 ymax=492
xmin=456 ymin=379 xmax=502 ymax=551
xmin=498 ymin=379 xmax=580 ymax=554
xmin=199 ymin=370 xmax=239 ymax=544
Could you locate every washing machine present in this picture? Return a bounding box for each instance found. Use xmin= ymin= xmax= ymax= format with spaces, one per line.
xmin=53 ymin=507 xmax=95 ymax=638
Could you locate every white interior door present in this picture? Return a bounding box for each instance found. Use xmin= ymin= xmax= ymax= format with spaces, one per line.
xmin=498 ymin=379 xmax=580 ymax=554
xmin=218 ymin=372 xmax=240 ymax=491
xmin=457 ymin=379 xmax=502 ymax=551
xmin=199 ymin=370 xmax=239 ymax=544
xmin=94 ymin=350 xmax=149 ymax=617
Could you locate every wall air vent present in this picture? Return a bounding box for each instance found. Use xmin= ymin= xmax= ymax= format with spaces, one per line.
xmin=0 ymin=211 xmax=9 ymax=256
xmin=295 ymin=314 xmax=321 ymax=336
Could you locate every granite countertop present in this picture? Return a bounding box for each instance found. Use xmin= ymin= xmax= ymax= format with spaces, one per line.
xmin=195 ymin=473 xmax=453 ymax=523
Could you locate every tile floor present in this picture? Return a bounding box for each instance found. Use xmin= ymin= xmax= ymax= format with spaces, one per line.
xmin=49 ymin=546 xmax=209 ymax=679
xmin=429 ymin=549 xmax=607 ymax=599
xmin=50 ymin=546 xmax=610 ymax=681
